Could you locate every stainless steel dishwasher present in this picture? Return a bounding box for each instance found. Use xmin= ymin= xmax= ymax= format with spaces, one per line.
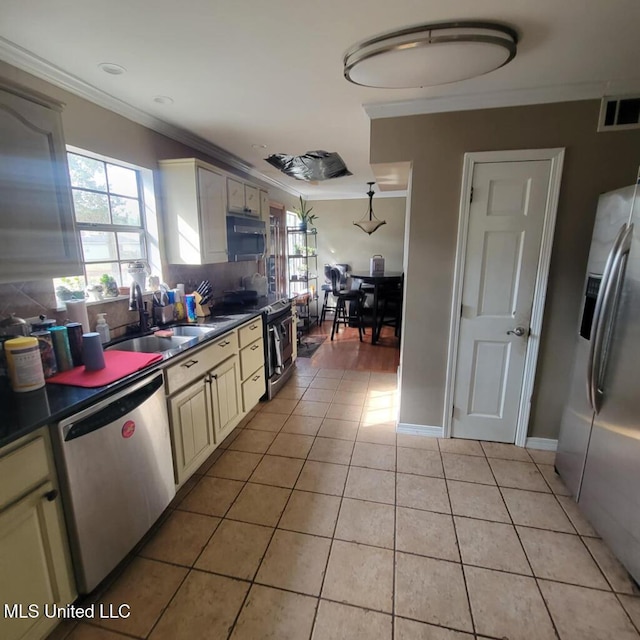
xmin=52 ymin=372 xmax=175 ymax=593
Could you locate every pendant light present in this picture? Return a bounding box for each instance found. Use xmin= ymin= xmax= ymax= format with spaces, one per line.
xmin=354 ymin=182 xmax=386 ymax=235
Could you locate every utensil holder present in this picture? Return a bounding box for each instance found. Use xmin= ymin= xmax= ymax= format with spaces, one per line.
xmin=194 ymin=292 xmax=207 ymax=318
xmin=153 ymin=304 xmax=175 ymax=325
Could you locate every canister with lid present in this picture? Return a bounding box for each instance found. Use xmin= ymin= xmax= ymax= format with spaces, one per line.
xmin=31 ymin=314 xmax=57 ymax=332
xmin=4 ymin=336 xmax=46 ymax=392
xmin=30 ymin=330 xmax=58 ymax=378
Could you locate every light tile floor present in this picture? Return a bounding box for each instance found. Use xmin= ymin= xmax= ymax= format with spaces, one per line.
xmin=51 ymin=362 xmax=640 ymax=640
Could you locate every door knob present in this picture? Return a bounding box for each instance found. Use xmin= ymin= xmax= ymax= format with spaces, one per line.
xmin=507 ymin=326 xmax=527 ymax=337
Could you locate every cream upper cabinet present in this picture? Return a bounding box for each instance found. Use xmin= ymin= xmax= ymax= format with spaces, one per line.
xmin=244 ymin=184 xmax=259 ymax=216
xmin=0 ymin=82 xmax=81 ymax=283
xmin=227 ymin=177 xmax=245 ymax=213
xmin=259 ymin=189 xmax=270 ymax=221
xmin=227 ymin=177 xmax=260 ymax=216
xmin=159 ymin=158 xmax=228 ymax=265
xmin=0 ymin=431 xmax=76 ymax=640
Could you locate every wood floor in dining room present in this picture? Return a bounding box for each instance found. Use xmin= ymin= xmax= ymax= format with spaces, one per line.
xmin=300 ymin=321 xmax=400 ymax=373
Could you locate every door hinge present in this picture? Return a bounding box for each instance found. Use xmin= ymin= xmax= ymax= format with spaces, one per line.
xmin=469 ymin=187 xmax=474 ymax=203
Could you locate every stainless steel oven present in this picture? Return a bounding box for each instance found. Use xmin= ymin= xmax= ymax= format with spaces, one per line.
xmin=265 ymin=300 xmax=294 ymax=398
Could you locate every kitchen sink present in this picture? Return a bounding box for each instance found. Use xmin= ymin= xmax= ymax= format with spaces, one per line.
xmin=170 ymin=325 xmax=217 ymax=337
xmin=106 ymin=335 xmax=193 ymax=353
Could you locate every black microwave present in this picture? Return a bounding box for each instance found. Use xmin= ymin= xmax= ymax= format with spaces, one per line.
xmin=227 ymin=215 xmax=266 ymax=261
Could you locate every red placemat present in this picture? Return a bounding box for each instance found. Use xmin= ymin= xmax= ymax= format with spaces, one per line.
xmin=47 ymin=350 xmax=163 ymax=388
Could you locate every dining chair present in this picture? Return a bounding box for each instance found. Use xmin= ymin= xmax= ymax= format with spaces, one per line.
xmin=329 ymin=267 xmax=366 ymax=341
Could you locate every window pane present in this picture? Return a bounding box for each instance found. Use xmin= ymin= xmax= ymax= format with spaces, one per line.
xmin=68 ymin=154 xmax=107 ymax=190
xmin=107 ymin=164 xmax=138 ymax=197
xmin=110 ymin=196 xmax=141 ymax=226
xmin=86 ymin=262 xmax=121 ymax=287
xmin=117 ymin=232 xmax=145 ymax=261
xmin=80 ymin=230 xmax=117 ymax=262
xmin=73 ymin=189 xmax=110 ymax=224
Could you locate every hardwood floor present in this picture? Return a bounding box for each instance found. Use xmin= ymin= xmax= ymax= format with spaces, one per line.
xmin=296 ymin=318 xmax=400 ymax=372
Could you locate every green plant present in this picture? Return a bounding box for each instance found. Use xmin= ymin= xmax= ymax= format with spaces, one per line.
xmin=99 ymin=274 xmax=119 ymax=297
xmin=293 ymin=196 xmax=317 ymax=227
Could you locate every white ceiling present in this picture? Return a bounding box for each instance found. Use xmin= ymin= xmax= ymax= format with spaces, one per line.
xmin=1 ymin=0 xmax=639 ymax=200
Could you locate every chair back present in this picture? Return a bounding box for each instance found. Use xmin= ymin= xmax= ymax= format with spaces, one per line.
xmin=330 ymin=267 xmax=343 ymax=296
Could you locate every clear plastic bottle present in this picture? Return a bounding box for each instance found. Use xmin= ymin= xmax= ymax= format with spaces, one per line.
xmin=95 ymin=313 xmax=111 ymax=343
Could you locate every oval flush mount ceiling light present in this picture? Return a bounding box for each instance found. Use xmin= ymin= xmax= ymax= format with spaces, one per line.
xmin=344 ymin=21 xmax=518 ymax=88
xmin=153 ymin=95 xmax=174 ymax=105
xmin=98 ymin=62 xmax=127 ymax=75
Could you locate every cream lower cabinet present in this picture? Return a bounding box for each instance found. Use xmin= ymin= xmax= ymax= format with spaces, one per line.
xmin=238 ymin=321 xmax=266 ymax=411
xmin=0 ymin=431 xmax=76 ymax=640
xmin=209 ymin=356 xmax=241 ymax=443
xmin=166 ymin=321 xmax=265 ymax=486
xmin=168 ymin=378 xmax=214 ymax=486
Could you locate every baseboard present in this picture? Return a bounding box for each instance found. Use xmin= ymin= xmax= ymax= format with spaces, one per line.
xmin=525 ymin=437 xmax=558 ymax=451
xmin=397 ymin=423 xmax=444 ymax=438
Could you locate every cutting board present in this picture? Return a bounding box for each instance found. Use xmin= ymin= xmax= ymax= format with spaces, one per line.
xmin=47 ymin=350 xmax=163 ymax=388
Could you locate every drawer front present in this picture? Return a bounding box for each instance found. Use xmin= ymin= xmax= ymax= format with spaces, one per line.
xmin=240 ymin=337 xmax=264 ymax=380
xmin=238 ymin=319 xmax=263 ymax=348
xmin=165 ymin=331 xmax=238 ymax=395
xmin=0 ymin=436 xmax=49 ymax=509
xmin=242 ymin=366 xmax=266 ymax=412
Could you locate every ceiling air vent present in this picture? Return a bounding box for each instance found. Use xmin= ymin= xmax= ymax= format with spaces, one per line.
xmin=598 ymin=94 xmax=640 ymax=132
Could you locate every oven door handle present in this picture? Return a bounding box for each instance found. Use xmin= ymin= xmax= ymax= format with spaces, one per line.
xmin=270 ymin=326 xmax=283 ymax=374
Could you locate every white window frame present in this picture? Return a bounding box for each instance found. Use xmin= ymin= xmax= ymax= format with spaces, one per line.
xmin=55 ymin=146 xmax=162 ymax=305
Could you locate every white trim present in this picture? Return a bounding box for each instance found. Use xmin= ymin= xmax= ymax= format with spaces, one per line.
xmin=0 ymin=37 xmax=299 ymax=197
xmin=443 ymin=148 xmax=565 ymax=447
xmin=364 ymin=79 xmax=640 ymax=120
xmin=397 ymin=423 xmax=444 ymax=438
xmin=525 ymin=437 xmax=558 ymax=451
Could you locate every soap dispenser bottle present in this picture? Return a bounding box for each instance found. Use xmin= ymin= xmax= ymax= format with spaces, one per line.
xmin=95 ymin=313 xmax=111 ymax=343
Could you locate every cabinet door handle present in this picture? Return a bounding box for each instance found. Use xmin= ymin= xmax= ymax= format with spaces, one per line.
xmin=211 ymin=373 xmax=218 ymax=380
xmin=252 ymin=375 xmax=261 ymax=381
xmin=44 ymin=489 xmax=58 ymax=502
xmin=181 ymin=359 xmax=199 ymax=368
xmin=218 ymin=341 xmax=230 ymax=347
xmin=249 ymin=324 xmax=258 ymax=330
xmin=250 ymin=344 xmax=260 ymax=351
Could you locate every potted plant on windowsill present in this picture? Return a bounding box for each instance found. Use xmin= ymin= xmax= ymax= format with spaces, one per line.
xmin=293 ymin=196 xmax=317 ymax=231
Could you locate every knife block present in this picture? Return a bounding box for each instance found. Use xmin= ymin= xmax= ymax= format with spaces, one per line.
xmin=194 ymin=292 xmax=207 ymax=318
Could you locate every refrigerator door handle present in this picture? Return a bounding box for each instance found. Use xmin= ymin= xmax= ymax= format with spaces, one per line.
xmin=591 ymin=223 xmax=634 ymax=413
xmin=587 ymin=223 xmax=627 ymax=410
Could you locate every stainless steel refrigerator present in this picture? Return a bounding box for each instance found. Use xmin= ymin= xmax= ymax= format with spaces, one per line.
xmin=556 ymin=172 xmax=640 ymax=584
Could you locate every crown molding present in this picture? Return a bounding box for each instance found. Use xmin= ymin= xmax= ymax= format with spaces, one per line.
xmin=0 ymin=37 xmax=300 ymax=196
xmin=307 ymin=190 xmax=406 ymax=201
xmin=364 ymin=79 xmax=640 ymax=119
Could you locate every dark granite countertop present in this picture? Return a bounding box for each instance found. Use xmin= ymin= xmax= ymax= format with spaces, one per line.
xmin=0 ymin=311 xmax=262 ymax=449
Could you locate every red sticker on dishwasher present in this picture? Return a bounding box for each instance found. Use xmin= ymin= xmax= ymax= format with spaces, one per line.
xmin=122 ymin=420 xmax=136 ymax=438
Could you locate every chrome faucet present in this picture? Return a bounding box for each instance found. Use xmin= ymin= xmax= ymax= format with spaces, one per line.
xmin=129 ymin=282 xmax=150 ymax=333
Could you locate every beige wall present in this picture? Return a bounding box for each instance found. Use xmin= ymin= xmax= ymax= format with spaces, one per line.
xmin=371 ymin=101 xmax=640 ymax=439
xmin=0 ymin=61 xmax=298 ymax=335
xmin=310 ymin=197 xmax=406 ymax=279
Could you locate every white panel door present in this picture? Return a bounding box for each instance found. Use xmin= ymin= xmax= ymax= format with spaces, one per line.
xmin=452 ymin=160 xmax=552 ymax=442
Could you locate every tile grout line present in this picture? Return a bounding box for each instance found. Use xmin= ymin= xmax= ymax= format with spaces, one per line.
xmin=442 ymin=441 xmax=477 ymax=637
xmin=391 ymin=418 xmax=398 ymax=640
xmin=219 ymin=390 xmax=319 ymax=640
xmin=293 ymin=367 xmax=351 ymax=639
xmin=486 ymin=451 xmax=563 ymax=640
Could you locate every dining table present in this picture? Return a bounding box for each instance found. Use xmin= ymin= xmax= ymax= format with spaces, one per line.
xmin=351 ymin=271 xmax=403 ymax=344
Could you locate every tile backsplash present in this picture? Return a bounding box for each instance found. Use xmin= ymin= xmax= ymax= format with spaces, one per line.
xmin=0 ymin=260 xmax=264 ymax=339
